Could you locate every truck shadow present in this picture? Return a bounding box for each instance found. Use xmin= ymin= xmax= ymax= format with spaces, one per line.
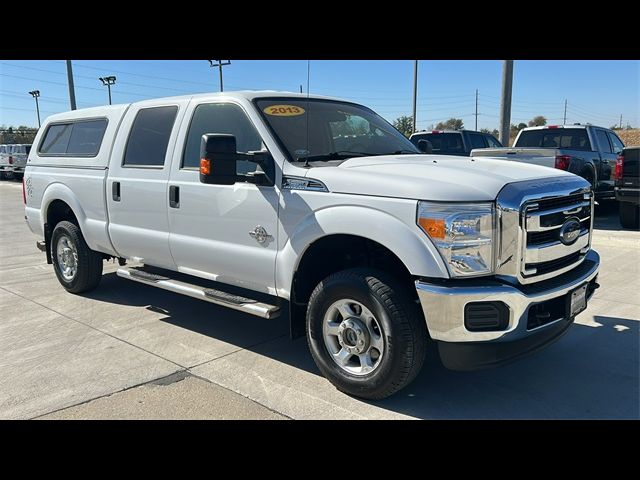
xmin=88 ymin=274 xmax=638 ymax=419
xmin=593 ymin=201 xmax=622 ymax=231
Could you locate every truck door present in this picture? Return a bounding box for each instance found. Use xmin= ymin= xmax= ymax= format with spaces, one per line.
xmin=167 ymin=101 xmax=280 ymax=295
xmin=593 ymin=128 xmax=616 ymax=193
xmin=107 ymin=101 xmax=188 ymax=269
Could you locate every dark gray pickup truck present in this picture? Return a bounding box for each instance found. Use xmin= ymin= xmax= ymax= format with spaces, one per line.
xmin=470 ymin=125 xmax=625 ymax=200
xmin=615 ymin=146 xmax=640 ymax=228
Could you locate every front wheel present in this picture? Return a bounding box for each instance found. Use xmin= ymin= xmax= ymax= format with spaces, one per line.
xmin=306 ymin=268 xmax=427 ymax=400
xmin=51 ymin=221 xmax=103 ymax=293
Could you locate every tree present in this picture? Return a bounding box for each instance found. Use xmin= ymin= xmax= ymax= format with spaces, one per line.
xmin=518 ymin=122 xmax=527 ymax=130
xmin=392 ymin=116 xmax=413 ymax=137
xmin=528 ymin=116 xmax=547 ymax=127
xmin=435 ymin=118 xmax=464 ymax=130
xmin=480 ymin=128 xmax=500 ymax=136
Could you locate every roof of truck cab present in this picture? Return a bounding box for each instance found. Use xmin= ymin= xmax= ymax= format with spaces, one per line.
xmin=43 ymin=91 xmax=348 ymax=123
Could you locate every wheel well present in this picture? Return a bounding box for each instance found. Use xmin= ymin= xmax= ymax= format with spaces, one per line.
xmin=292 ymin=234 xmax=415 ymax=306
xmin=46 ymin=200 xmax=79 ymax=229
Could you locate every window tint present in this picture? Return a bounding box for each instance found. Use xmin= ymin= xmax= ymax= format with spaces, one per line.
xmin=515 ymin=128 xmax=591 ymax=151
xmin=183 ymin=103 xmax=263 ymax=174
xmin=39 ymin=120 xmax=107 ymax=156
xmin=486 ymin=135 xmax=502 ymax=148
xmin=468 ymin=133 xmax=486 ymax=150
xmin=124 ymin=106 xmax=178 ymax=167
xmin=66 ymin=119 xmax=107 ymax=155
xmin=411 ymin=133 xmax=464 ymax=154
xmin=608 ymin=132 xmax=625 ymax=153
xmin=595 ymin=130 xmax=612 ymax=153
xmin=40 ymin=124 xmax=73 ymax=154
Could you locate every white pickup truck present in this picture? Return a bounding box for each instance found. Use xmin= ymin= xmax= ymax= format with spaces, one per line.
xmin=23 ymin=92 xmax=600 ymax=399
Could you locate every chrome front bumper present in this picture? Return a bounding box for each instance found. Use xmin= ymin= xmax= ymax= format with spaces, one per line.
xmin=415 ymin=249 xmax=600 ymax=344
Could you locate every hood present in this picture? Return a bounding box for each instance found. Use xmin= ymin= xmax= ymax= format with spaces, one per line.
xmin=306 ymin=154 xmax=576 ymax=201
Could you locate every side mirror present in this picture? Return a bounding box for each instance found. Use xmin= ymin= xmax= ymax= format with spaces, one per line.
xmin=199 ymin=134 xmax=240 ymax=185
xmin=418 ymin=139 xmax=433 ymax=153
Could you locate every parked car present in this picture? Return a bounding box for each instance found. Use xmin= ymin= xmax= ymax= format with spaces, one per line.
xmin=0 ymin=144 xmax=12 ymax=179
xmin=470 ymin=124 xmax=625 ymax=200
xmin=23 ymin=92 xmax=600 ymax=399
xmin=8 ymin=144 xmax=31 ymax=179
xmin=614 ymin=146 xmax=640 ymax=228
xmin=409 ymin=129 xmax=502 ymax=155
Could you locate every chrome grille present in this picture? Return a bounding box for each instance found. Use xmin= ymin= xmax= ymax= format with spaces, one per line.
xmin=495 ymin=177 xmax=593 ymax=285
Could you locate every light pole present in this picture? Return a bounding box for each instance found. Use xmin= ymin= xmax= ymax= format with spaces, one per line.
xmin=208 ymin=60 xmax=231 ymax=92
xmin=412 ymin=60 xmax=418 ymax=133
xmin=28 ymin=90 xmax=41 ymax=128
xmin=99 ymin=76 xmax=117 ymax=105
xmin=66 ymin=60 xmax=77 ymax=110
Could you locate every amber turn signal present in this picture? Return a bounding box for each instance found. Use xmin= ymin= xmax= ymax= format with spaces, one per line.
xmin=418 ymin=218 xmax=446 ymax=239
xmin=200 ymin=158 xmax=211 ymax=175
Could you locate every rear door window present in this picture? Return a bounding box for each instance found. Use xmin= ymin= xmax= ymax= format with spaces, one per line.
xmin=123 ymin=106 xmax=178 ymax=167
xmin=468 ymin=133 xmax=487 ymax=150
xmin=595 ymin=129 xmax=612 ymax=153
xmin=607 ymin=132 xmax=625 ymax=154
xmin=485 ymin=135 xmax=502 ymax=148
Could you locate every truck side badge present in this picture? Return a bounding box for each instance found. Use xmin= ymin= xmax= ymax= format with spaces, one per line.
xmin=249 ymin=226 xmax=273 ymax=244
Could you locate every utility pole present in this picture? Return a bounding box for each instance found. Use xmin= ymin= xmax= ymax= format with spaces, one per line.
xmin=563 ymin=99 xmax=567 ymax=125
xmin=300 ymin=84 xmax=303 ymax=93
xmin=499 ymin=60 xmax=514 ymax=146
xmin=208 ymin=60 xmax=231 ymax=92
xmin=620 ymin=114 xmax=623 ymax=129
xmin=412 ymin=60 xmax=418 ymax=133
xmin=475 ymin=89 xmax=479 ymax=130
xmin=66 ymin=60 xmax=77 ymax=110
xmin=28 ymin=90 xmax=41 ymax=128
xmin=99 ymin=76 xmax=116 ymax=105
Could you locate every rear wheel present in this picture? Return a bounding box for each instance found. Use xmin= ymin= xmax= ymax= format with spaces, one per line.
xmin=306 ymin=268 xmax=427 ymax=400
xmin=51 ymin=221 xmax=103 ymax=293
xmin=619 ymin=202 xmax=640 ymax=229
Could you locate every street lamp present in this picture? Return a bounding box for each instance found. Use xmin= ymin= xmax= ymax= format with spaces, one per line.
xmin=99 ymin=76 xmax=117 ymax=105
xmin=208 ymin=60 xmax=231 ymax=92
xmin=28 ymin=90 xmax=41 ymax=128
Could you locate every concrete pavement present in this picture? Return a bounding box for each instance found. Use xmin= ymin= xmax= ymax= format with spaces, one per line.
xmin=1 ymin=180 xmax=638 ymax=419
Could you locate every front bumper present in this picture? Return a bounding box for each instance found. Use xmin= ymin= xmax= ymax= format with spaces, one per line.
xmin=415 ymin=249 xmax=600 ymax=369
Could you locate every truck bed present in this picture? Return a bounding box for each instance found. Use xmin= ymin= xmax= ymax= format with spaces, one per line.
xmin=470 ymin=147 xmax=560 ymax=168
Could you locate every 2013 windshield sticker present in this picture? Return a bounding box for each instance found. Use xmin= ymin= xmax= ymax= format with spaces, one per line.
xmin=264 ymin=105 xmax=305 ymax=116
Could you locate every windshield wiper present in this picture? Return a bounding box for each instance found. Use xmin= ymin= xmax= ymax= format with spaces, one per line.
xmin=385 ymin=149 xmax=420 ymax=155
xmin=294 ymin=151 xmax=372 ymax=167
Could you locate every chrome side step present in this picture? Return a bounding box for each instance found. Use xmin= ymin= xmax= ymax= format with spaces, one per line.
xmin=116 ymin=267 xmax=281 ymax=319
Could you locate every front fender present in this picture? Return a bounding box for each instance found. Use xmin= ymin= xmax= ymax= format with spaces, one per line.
xmin=275 ymin=205 xmax=448 ymax=299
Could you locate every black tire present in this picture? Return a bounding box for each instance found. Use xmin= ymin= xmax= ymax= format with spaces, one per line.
xmin=619 ymin=202 xmax=640 ymax=229
xmin=306 ymin=268 xmax=427 ymax=400
xmin=51 ymin=220 xmax=103 ymax=293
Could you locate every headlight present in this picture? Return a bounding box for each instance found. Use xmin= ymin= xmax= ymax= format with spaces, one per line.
xmin=417 ymin=201 xmax=495 ymax=277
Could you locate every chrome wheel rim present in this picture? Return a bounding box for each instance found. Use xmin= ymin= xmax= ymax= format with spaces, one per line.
xmin=56 ymin=235 xmax=78 ymax=281
xmin=322 ymin=299 xmax=385 ymax=376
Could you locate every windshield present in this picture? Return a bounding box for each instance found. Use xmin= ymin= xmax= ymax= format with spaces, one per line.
xmin=255 ymin=98 xmax=419 ymax=165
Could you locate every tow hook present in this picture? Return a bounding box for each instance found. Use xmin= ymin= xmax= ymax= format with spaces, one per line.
xmin=36 ymin=240 xmax=46 ymax=252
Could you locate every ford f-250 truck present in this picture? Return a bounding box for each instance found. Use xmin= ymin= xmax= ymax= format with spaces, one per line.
xmin=470 ymin=124 xmax=625 ymax=201
xmin=23 ymin=92 xmax=600 ymax=399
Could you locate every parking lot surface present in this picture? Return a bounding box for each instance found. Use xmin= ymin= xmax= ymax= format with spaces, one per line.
xmin=1 ymin=181 xmax=638 ymax=419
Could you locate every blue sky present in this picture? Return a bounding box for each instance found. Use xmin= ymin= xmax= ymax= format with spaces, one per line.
xmin=1 ymin=60 xmax=638 ymax=130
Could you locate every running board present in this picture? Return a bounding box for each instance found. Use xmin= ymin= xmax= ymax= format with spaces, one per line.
xmin=116 ymin=267 xmax=281 ymax=319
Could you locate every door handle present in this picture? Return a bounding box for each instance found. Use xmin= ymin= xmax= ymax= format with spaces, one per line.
xmin=112 ymin=181 xmax=121 ymax=201
xmin=169 ymin=185 xmax=180 ymax=208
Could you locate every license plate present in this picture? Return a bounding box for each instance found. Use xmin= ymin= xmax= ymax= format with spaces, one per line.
xmin=568 ymin=284 xmax=588 ymax=318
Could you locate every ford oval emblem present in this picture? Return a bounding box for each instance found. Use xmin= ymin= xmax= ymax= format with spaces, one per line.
xmin=559 ymin=218 xmax=582 ymax=245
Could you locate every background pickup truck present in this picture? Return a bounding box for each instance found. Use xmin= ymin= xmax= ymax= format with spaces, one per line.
xmin=470 ymin=125 xmax=625 ymax=200
xmin=615 ymin=146 xmax=640 ymax=228
xmin=409 ymin=129 xmax=502 ymax=156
